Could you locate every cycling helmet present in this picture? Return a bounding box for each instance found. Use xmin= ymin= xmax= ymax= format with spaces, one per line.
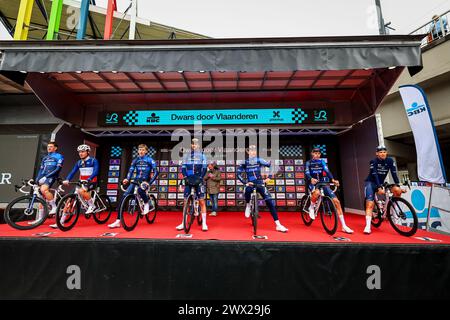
xmin=77 ymin=144 xmax=91 ymax=152
xmin=376 ymin=145 xmax=387 ymax=152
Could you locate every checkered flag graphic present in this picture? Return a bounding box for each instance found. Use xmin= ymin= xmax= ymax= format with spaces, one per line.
xmin=313 ymin=144 xmax=327 ymax=156
xmin=148 ymin=146 xmax=157 ymax=157
xmin=280 ymin=145 xmax=303 ymax=157
xmin=110 ymin=146 xmax=122 ymax=158
xmin=291 ymin=108 xmax=308 ymax=124
xmin=123 ymin=111 xmax=139 ymax=126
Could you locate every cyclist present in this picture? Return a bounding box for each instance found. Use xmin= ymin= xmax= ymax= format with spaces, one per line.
xmin=176 ymin=138 xmax=209 ymax=232
xmin=363 ymin=145 xmax=405 ymax=234
xmin=237 ymin=145 xmax=288 ymax=233
xmin=305 ymin=148 xmax=353 ymax=234
xmin=32 ymin=141 xmax=64 ymax=223
xmin=109 ymin=144 xmax=159 ymax=229
xmin=50 ymin=144 xmax=99 ymax=228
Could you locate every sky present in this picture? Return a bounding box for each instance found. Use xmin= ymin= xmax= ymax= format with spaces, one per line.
xmin=1 ymin=0 xmax=450 ymax=39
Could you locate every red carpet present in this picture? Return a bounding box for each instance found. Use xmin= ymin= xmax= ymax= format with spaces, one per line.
xmin=1 ymin=211 xmax=450 ymax=244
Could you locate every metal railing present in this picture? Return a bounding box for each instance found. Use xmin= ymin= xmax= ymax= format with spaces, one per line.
xmin=410 ymin=10 xmax=450 ymax=48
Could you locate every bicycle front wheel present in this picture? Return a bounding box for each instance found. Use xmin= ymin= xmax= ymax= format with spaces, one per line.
xmin=300 ymin=195 xmax=313 ymax=226
xmin=251 ymin=196 xmax=258 ymax=236
xmin=5 ymin=195 xmax=48 ymax=230
xmin=56 ymin=194 xmax=80 ymax=231
xmin=183 ymin=195 xmax=195 ymax=234
xmin=55 ymin=194 xmax=80 ymax=231
xmin=120 ymin=194 xmax=140 ymax=232
xmin=371 ymin=200 xmax=383 ymax=228
xmin=319 ymin=197 xmax=338 ymax=235
xmin=145 ymin=194 xmax=158 ymax=224
xmin=93 ymin=194 xmax=112 ymax=224
xmin=387 ymin=197 xmax=418 ymax=237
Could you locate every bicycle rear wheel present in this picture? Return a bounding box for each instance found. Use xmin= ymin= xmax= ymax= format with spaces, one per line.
xmin=183 ymin=195 xmax=195 ymax=233
xmin=300 ymin=195 xmax=313 ymax=226
xmin=371 ymin=200 xmax=383 ymax=228
xmin=387 ymin=197 xmax=418 ymax=237
xmin=56 ymin=194 xmax=80 ymax=231
xmin=120 ymin=194 xmax=140 ymax=232
xmin=319 ymin=197 xmax=338 ymax=235
xmin=251 ymin=195 xmax=258 ymax=235
xmin=145 ymin=194 xmax=158 ymax=224
xmin=5 ymin=195 xmax=48 ymax=230
xmin=93 ymin=194 xmax=112 ymax=224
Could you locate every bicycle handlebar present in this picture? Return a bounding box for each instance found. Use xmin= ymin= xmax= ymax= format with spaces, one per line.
xmin=313 ymin=182 xmax=338 ymax=193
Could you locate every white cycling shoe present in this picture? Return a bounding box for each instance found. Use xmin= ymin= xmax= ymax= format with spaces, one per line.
xmin=276 ymin=225 xmax=289 ymax=233
xmin=342 ymin=226 xmax=354 ymax=234
xmin=202 ymin=224 xmax=208 ymax=232
xmin=176 ymin=223 xmax=185 ymax=231
xmin=363 ymin=226 xmax=372 ymax=234
xmin=244 ymin=204 xmax=251 ymax=218
xmin=108 ymin=219 xmax=121 ymax=229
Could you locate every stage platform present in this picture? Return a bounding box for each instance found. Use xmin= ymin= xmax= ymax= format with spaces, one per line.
xmin=1 ymin=212 xmax=450 ymax=299
xmin=1 ymin=211 xmax=450 ymax=244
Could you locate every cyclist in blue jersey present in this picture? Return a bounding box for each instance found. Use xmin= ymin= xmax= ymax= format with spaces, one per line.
xmin=50 ymin=144 xmax=99 ymax=228
xmin=33 ymin=141 xmax=64 ymax=222
xmin=176 ymin=138 xmax=209 ymax=231
xmin=363 ymin=146 xmax=405 ymax=234
xmin=305 ymin=148 xmax=353 ymax=234
xmin=109 ymin=144 xmax=159 ymax=229
xmin=237 ymin=145 xmax=288 ymax=233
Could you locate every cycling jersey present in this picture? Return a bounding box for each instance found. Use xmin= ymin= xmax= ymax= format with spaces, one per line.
xmin=66 ymin=157 xmax=99 ymax=182
xmin=365 ymin=157 xmax=399 ymax=187
xmin=305 ymin=159 xmax=334 ymax=182
xmin=237 ymin=157 xmax=272 ymax=184
xmin=182 ymin=151 xmax=207 ymax=179
xmin=36 ymin=152 xmax=64 ymax=181
xmin=126 ymin=155 xmax=158 ymax=183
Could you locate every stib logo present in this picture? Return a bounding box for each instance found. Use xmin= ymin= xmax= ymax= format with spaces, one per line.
xmin=406 ymin=102 xmax=426 ymax=117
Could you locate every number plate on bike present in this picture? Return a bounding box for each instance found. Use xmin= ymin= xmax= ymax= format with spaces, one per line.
xmin=32 ymin=232 xmax=55 ymax=237
xmin=176 ymin=234 xmax=193 ymax=238
xmin=101 ymin=232 xmax=119 ymax=237
xmin=252 ymin=235 xmax=268 ymax=240
xmin=414 ymin=237 xmax=442 ymax=242
xmin=333 ymin=237 xmax=352 ymax=242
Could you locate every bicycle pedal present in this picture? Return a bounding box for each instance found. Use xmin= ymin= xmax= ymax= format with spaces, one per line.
xmin=85 ymin=214 xmax=91 ymax=219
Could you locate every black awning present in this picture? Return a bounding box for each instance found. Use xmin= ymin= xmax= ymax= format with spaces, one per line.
xmin=0 ymin=35 xmax=424 ymax=73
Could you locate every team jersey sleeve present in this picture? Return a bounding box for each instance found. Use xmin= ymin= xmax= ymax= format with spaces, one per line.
xmin=66 ymin=161 xmax=80 ymax=181
xmin=201 ymin=154 xmax=208 ymax=177
xmin=149 ymin=158 xmax=159 ymax=185
xmin=258 ymin=158 xmax=273 ymax=179
xmin=305 ymin=161 xmax=312 ymax=181
xmin=88 ymin=159 xmax=100 ymax=182
xmin=36 ymin=159 xmax=45 ymax=181
xmin=369 ymin=160 xmax=382 ymax=187
xmin=126 ymin=158 xmax=137 ymax=180
xmin=389 ymin=158 xmax=400 ymax=184
xmin=181 ymin=153 xmax=188 ymax=178
xmin=237 ymin=163 xmax=247 ymax=184
xmin=322 ymin=160 xmax=334 ymax=180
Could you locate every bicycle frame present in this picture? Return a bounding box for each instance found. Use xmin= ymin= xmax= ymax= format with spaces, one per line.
xmin=121 ymin=181 xmax=155 ymax=215
xmin=16 ymin=180 xmax=64 ymax=214
xmin=303 ymin=182 xmax=337 ymax=217
xmin=64 ymin=181 xmax=107 ymax=214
